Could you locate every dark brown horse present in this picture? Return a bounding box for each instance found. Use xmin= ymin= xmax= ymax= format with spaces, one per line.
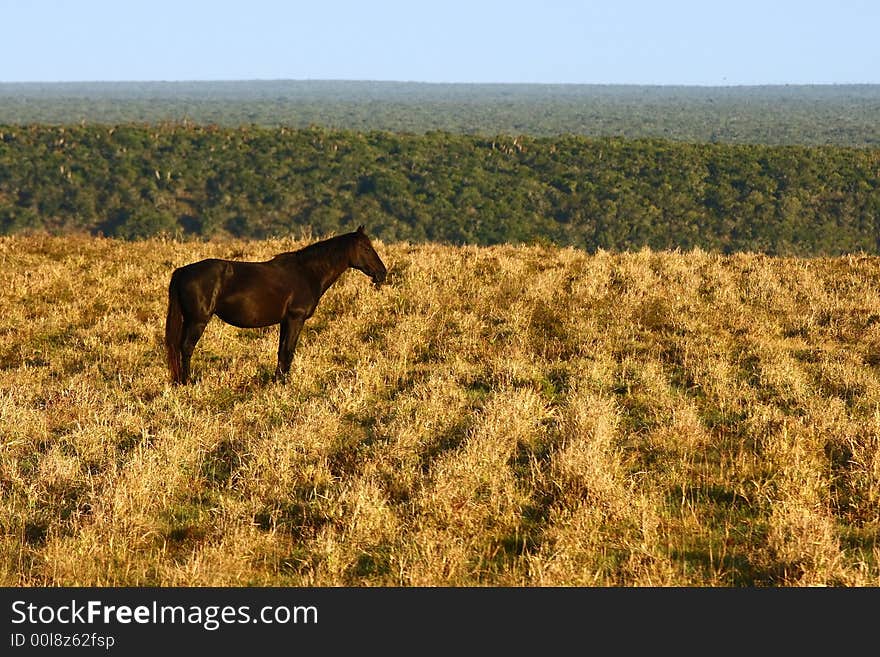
xmin=165 ymin=225 xmax=387 ymax=384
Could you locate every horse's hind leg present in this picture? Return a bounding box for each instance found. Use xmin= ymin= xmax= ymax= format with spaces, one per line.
xmin=180 ymin=318 xmax=209 ymax=384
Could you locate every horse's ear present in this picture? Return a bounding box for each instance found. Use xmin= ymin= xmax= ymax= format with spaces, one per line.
xmin=356 ymin=225 xmax=365 ymax=234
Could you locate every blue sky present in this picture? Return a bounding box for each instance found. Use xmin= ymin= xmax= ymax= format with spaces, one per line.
xmin=1 ymin=0 xmax=877 ymax=85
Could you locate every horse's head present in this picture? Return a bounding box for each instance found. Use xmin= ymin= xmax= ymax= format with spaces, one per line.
xmin=350 ymin=225 xmax=387 ymax=286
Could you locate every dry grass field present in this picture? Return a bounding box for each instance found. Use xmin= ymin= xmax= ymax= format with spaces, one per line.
xmin=1 ymin=233 xmax=878 ymax=586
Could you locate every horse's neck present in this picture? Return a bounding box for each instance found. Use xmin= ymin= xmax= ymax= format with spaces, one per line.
xmin=297 ymin=241 xmax=351 ymax=294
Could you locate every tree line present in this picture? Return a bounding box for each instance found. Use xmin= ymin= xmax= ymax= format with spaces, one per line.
xmin=1 ymin=123 xmax=879 ymax=255
xmin=2 ymin=81 xmax=879 ymax=147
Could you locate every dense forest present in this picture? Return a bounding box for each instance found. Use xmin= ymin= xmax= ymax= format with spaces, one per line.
xmin=2 ymin=123 xmax=879 ymax=254
xmin=2 ymin=81 xmax=880 ymax=146
xmin=1 ymin=82 xmax=879 ymax=254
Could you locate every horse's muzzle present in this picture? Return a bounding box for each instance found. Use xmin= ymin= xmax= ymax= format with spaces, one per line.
xmin=372 ymin=271 xmax=387 ymax=287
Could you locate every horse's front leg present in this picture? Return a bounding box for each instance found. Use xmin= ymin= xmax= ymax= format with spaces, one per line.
xmin=275 ymin=314 xmax=305 ymax=382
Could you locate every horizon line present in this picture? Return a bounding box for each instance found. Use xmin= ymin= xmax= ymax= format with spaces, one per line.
xmin=2 ymin=78 xmax=879 ymax=88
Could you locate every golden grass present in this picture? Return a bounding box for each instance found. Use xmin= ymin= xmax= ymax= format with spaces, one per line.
xmin=1 ymin=234 xmax=878 ymax=586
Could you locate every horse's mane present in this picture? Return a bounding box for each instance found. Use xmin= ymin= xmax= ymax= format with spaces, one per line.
xmin=275 ymin=231 xmax=356 ymax=264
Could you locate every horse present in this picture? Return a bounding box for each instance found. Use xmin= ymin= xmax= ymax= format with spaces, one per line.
xmin=164 ymin=225 xmax=387 ymax=385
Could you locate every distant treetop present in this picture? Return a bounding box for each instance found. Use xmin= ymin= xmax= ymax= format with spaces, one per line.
xmin=1 ymin=80 xmax=879 ymax=146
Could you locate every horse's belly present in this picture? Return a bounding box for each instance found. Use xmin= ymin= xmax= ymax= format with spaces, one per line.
xmin=215 ymin=297 xmax=283 ymax=328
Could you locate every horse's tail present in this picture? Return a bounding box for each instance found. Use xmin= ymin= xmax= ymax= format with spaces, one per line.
xmin=165 ymin=269 xmax=184 ymax=384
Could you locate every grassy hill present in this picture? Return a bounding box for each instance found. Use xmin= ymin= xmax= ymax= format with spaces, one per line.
xmin=1 ymin=234 xmax=878 ymax=586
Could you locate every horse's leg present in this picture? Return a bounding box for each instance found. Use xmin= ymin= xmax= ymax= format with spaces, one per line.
xmin=180 ymin=318 xmax=209 ymax=384
xmin=275 ymin=315 xmax=305 ymax=382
